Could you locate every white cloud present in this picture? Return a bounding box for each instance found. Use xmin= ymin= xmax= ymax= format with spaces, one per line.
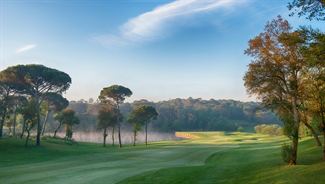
xmin=15 ymin=44 xmax=37 ymax=53
xmin=94 ymin=0 xmax=241 ymax=48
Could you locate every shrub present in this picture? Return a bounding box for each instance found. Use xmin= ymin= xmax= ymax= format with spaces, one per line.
xmin=254 ymin=124 xmax=283 ymax=136
xmin=281 ymin=143 xmax=292 ymax=164
xmin=237 ymin=126 xmax=244 ymax=132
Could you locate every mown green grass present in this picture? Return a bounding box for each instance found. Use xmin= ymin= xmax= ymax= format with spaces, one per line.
xmin=0 ymin=132 xmax=324 ymax=184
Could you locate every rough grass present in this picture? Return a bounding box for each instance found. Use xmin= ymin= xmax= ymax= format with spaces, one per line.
xmin=0 ymin=132 xmax=324 ymax=184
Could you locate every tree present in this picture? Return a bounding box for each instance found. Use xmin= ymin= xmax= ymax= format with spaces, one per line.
xmin=8 ymin=96 xmax=27 ymax=136
xmin=0 ymin=75 xmax=24 ymax=137
xmin=288 ymin=0 xmax=325 ymax=21
xmin=53 ymin=108 xmax=79 ymax=139
xmin=0 ymin=64 xmax=71 ymax=146
xmin=41 ymin=93 xmax=69 ymax=136
xmin=21 ymin=98 xmax=38 ymax=147
xmin=298 ymin=26 xmax=325 ymax=160
xmin=98 ymin=85 xmax=132 ymax=148
xmin=97 ymin=105 xmax=116 ymax=147
xmin=244 ymin=16 xmax=305 ymax=165
xmin=127 ymin=116 xmax=143 ymax=146
xmin=128 ymin=105 xmax=158 ymax=146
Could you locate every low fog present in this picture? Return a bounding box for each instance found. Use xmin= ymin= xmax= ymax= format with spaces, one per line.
xmin=54 ymin=131 xmax=184 ymax=144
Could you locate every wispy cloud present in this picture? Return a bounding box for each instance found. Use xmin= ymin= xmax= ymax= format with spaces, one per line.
xmin=94 ymin=0 xmax=241 ymax=48
xmin=15 ymin=44 xmax=37 ymax=53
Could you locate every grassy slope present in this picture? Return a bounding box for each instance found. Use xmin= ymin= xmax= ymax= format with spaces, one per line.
xmin=0 ymin=133 xmax=324 ymax=184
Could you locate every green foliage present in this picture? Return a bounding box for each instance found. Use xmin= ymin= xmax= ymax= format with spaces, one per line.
xmin=98 ymin=85 xmax=132 ymax=104
xmin=97 ymin=105 xmax=116 ymax=146
xmin=288 ymin=0 xmax=325 ymax=21
xmin=0 ymin=64 xmax=71 ymax=145
xmin=127 ymin=105 xmax=158 ymax=145
xmin=279 ymin=113 xmax=297 ymax=139
xmin=97 ymin=105 xmax=116 ymax=131
xmin=53 ymin=108 xmax=79 ymax=140
xmin=237 ymin=126 xmax=244 ymax=132
xmin=42 ymin=93 xmax=69 ymax=112
xmin=254 ymin=124 xmax=283 ymax=136
xmin=66 ymin=99 xmax=280 ymax=133
xmin=281 ymin=143 xmax=292 ymax=164
xmin=98 ymin=85 xmax=132 ymax=148
xmin=128 ymin=105 xmax=158 ymax=125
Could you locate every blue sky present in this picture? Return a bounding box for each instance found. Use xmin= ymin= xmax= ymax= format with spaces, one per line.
xmin=1 ymin=0 xmax=324 ymax=103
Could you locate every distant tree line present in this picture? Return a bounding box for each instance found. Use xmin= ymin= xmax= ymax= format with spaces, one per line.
xmin=60 ymin=98 xmax=281 ymax=135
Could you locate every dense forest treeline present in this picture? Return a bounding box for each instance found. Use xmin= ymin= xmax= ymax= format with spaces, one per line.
xmin=57 ymin=98 xmax=281 ymax=133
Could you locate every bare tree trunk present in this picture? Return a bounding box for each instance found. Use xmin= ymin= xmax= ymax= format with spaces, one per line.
xmin=321 ymin=116 xmax=325 ymax=161
xmin=0 ymin=108 xmax=7 ymax=137
xmin=0 ymin=91 xmax=10 ymax=137
xmin=25 ymin=130 xmax=30 ymax=147
xmin=290 ymin=133 xmax=299 ymax=165
xmin=103 ymin=128 xmax=107 ymax=147
xmin=118 ymin=124 xmax=122 ymax=148
xmin=41 ymin=109 xmax=50 ymax=136
xmin=36 ymin=96 xmax=41 ymax=146
xmin=116 ymin=102 xmax=122 ymax=148
xmin=303 ymin=121 xmax=322 ymax=146
xmin=112 ymin=126 xmax=115 ymax=146
xmin=290 ymin=95 xmax=300 ymax=165
xmin=145 ymin=122 xmax=148 ymax=146
xmin=323 ymin=128 xmax=325 ymax=161
xmin=20 ymin=121 xmax=26 ymax=139
xmin=53 ymin=123 xmax=61 ymax=138
xmin=133 ymin=130 xmax=136 ymax=146
xmin=13 ymin=109 xmax=17 ymax=136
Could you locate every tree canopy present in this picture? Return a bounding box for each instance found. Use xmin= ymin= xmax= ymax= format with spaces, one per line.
xmin=0 ymin=64 xmax=71 ymax=145
xmin=128 ymin=105 xmax=158 ymax=146
xmin=244 ymin=16 xmax=305 ymax=165
xmin=41 ymin=92 xmax=69 ymax=135
xmin=97 ymin=105 xmax=116 ymax=147
xmin=54 ymin=108 xmax=79 ymax=140
xmin=99 ymin=85 xmax=132 ymax=148
xmin=288 ymin=0 xmax=325 ymax=20
xmin=99 ymin=85 xmax=132 ymax=105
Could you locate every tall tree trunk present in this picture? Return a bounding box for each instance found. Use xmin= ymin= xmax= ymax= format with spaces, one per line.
xmin=290 ymin=95 xmax=300 ymax=165
xmin=321 ymin=113 xmax=325 ymax=161
xmin=20 ymin=120 xmax=26 ymax=139
xmin=13 ymin=108 xmax=17 ymax=136
xmin=36 ymin=96 xmax=41 ymax=146
xmin=290 ymin=132 xmax=299 ymax=165
xmin=145 ymin=122 xmax=148 ymax=146
xmin=103 ymin=128 xmax=107 ymax=147
xmin=0 ymin=91 xmax=10 ymax=137
xmin=41 ymin=108 xmax=50 ymax=136
xmin=112 ymin=126 xmax=115 ymax=146
xmin=25 ymin=129 xmax=30 ymax=147
xmin=53 ymin=123 xmax=61 ymax=138
xmin=0 ymin=106 xmax=8 ymax=137
xmin=303 ymin=121 xmax=322 ymax=146
xmin=118 ymin=123 xmax=122 ymax=148
xmin=323 ymin=125 xmax=325 ymax=161
xmin=133 ymin=130 xmax=136 ymax=146
xmin=117 ymin=102 xmax=122 ymax=148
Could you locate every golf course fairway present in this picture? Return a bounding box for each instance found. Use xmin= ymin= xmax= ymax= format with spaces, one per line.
xmin=0 ymin=132 xmax=324 ymax=183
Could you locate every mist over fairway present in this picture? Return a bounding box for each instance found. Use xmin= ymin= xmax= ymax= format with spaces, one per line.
xmin=54 ymin=131 xmax=184 ymax=144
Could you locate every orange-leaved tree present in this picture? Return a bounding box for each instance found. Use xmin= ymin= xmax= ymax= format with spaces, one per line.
xmin=244 ymin=15 xmax=306 ymax=165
